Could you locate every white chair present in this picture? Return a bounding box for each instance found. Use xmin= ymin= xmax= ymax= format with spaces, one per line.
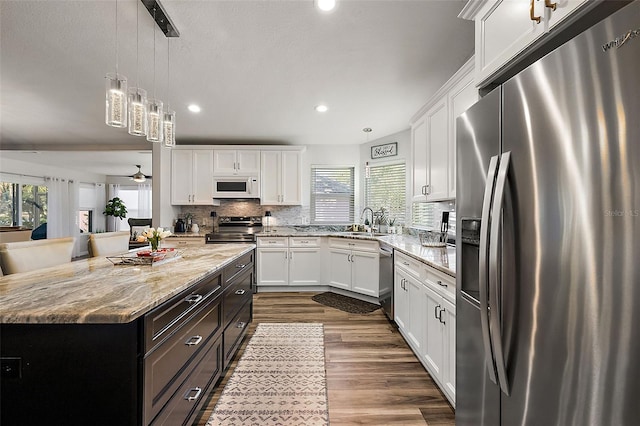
xmin=88 ymin=231 xmax=131 ymax=257
xmin=0 ymin=237 xmax=75 ymax=275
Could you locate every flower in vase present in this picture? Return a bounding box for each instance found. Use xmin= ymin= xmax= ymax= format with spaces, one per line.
xmin=142 ymin=227 xmax=172 ymax=251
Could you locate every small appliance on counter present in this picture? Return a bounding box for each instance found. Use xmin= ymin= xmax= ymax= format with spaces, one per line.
xmin=210 ymin=211 xmax=219 ymax=233
xmin=263 ymin=211 xmax=272 ymax=232
xmin=174 ymin=218 xmax=186 ymax=233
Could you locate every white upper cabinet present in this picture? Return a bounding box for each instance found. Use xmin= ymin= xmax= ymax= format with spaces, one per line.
xmin=411 ymin=58 xmax=476 ymax=202
xmin=460 ymin=0 xmax=589 ymax=87
xmin=171 ymin=149 xmax=215 ymax=205
xmin=213 ymin=149 xmax=260 ymax=175
xmin=260 ymin=150 xmax=302 ymax=205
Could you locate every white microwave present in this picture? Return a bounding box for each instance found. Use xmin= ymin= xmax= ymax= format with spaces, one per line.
xmin=212 ymin=176 xmax=260 ymax=198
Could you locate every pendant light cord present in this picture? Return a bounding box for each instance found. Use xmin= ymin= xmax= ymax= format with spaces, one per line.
xmin=136 ymin=1 xmax=139 ymax=91
xmin=152 ymin=7 xmax=156 ymax=100
xmin=167 ymin=37 xmax=170 ymax=110
xmin=115 ymin=0 xmax=118 ymax=78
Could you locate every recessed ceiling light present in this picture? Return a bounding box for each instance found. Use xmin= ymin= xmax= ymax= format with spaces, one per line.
xmin=188 ymin=104 xmax=201 ymax=113
xmin=315 ymin=105 xmax=328 ymax=113
xmin=316 ymin=0 xmax=336 ymax=12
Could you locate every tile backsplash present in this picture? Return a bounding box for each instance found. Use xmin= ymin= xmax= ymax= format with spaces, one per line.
xmin=178 ymin=200 xmax=311 ymax=230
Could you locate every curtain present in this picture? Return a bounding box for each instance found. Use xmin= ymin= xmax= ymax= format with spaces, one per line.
xmin=45 ymin=177 xmax=79 ymax=240
xmin=107 ymin=184 xmax=121 ymax=231
xmin=137 ymin=184 xmax=152 ymax=218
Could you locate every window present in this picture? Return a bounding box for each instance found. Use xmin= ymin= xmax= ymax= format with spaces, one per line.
xmin=78 ymin=210 xmax=93 ymax=233
xmin=311 ymin=166 xmax=355 ymax=224
xmin=0 ymin=181 xmax=47 ymax=228
xmin=364 ymin=162 xmax=406 ymax=225
xmin=412 ymin=201 xmax=456 ymax=235
xmin=116 ymin=186 xmax=152 ymax=231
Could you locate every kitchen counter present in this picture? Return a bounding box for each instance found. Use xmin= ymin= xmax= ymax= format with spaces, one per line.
xmin=167 ymin=231 xmax=207 ymax=238
xmin=0 ymin=243 xmax=255 ymax=324
xmin=255 ymin=229 xmax=455 ymax=277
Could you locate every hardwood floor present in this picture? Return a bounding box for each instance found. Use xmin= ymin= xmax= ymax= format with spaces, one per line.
xmin=193 ymin=292 xmax=455 ymax=425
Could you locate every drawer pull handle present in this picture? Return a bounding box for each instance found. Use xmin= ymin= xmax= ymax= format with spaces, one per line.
xmin=237 ymin=321 xmax=246 ymax=329
xmin=235 ymin=289 xmax=246 ymax=295
xmin=184 ymin=387 xmax=202 ymax=402
xmin=185 ymin=335 xmax=203 ymax=346
xmin=403 ymin=262 xmax=410 ymax=266
xmin=178 ymin=241 xmax=187 ymax=245
xmin=437 ymin=280 xmax=448 ymax=288
xmin=300 ymin=240 xmax=309 ymax=243
xmin=348 ymin=243 xmax=355 ymax=246
xmin=235 ymin=263 xmax=246 ymax=268
xmin=268 ymin=241 xmax=277 ymax=244
xmin=185 ymin=294 xmax=203 ymax=304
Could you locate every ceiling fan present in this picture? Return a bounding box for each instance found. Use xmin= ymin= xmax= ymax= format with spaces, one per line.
xmin=130 ymin=165 xmax=151 ymax=183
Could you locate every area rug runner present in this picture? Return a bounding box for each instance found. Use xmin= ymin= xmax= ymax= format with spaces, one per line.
xmin=312 ymin=291 xmax=380 ymax=314
xmin=207 ymin=323 xmax=329 ymax=426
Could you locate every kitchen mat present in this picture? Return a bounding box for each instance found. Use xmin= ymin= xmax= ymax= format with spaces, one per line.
xmin=311 ymin=291 xmax=380 ymax=314
xmin=207 ymin=323 xmax=329 ymax=426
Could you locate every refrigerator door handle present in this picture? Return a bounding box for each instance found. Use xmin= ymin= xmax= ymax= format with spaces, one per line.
xmin=489 ymin=151 xmax=511 ymax=396
xmin=479 ymin=155 xmax=500 ymax=385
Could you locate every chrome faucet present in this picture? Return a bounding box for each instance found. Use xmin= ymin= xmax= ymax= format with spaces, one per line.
xmin=361 ymin=207 xmax=375 ymax=234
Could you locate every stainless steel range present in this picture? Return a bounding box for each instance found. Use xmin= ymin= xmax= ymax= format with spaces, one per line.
xmin=205 ymin=216 xmax=262 ymax=244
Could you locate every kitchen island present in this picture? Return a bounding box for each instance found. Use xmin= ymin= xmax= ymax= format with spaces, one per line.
xmin=0 ymin=243 xmax=255 ymax=426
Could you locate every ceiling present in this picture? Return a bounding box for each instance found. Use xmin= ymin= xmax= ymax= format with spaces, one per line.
xmin=0 ymin=0 xmax=473 ymax=173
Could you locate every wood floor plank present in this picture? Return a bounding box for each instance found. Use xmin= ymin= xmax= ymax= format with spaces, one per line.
xmin=192 ymin=292 xmax=454 ymax=426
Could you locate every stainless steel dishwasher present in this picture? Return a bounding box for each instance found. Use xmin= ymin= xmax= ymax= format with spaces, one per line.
xmin=379 ymin=242 xmax=394 ymax=320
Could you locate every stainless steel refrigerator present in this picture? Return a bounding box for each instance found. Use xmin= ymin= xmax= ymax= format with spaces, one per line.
xmin=456 ymin=3 xmax=640 ymax=425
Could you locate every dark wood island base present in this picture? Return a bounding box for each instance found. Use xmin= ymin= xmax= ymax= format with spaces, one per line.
xmin=0 ymin=247 xmax=254 ymax=426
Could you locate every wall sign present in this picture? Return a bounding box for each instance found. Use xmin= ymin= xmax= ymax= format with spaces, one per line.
xmin=371 ymin=142 xmax=398 ymax=159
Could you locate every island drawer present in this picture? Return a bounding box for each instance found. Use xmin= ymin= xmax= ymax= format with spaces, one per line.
xmin=145 ymin=271 xmax=222 ymax=352
xmin=150 ymin=334 xmax=222 ymax=426
xmin=223 ymin=268 xmax=253 ymax=328
xmin=144 ymin=292 xmax=223 ymax=425
xmin=223 ymin=250 xmax=254 ymax=286
xmin=223 ymin=301 xmax=251 ymax=369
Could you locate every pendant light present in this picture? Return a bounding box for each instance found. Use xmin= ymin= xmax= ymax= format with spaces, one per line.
xmin=163 ymin=37 xmax=176 ymax=147
xmin=147 ymin=7 xmax=163 ymax=143
xmin=105 ymin=0 xmax=127 ymax=128
xmin=128 ymin=1 xmax=148 ymax=137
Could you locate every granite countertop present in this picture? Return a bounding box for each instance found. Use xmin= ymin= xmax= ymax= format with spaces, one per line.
xmin=0 ymin=244 xmax=255 ymax=324
xmin=255 ymin=229 xmax=455 ymax=277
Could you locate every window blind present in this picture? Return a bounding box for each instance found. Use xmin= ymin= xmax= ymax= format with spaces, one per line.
xmin=311 ymin=166 xmax=355 ymax=224
xmin=364 ymin=162 xmax=406 ymax=225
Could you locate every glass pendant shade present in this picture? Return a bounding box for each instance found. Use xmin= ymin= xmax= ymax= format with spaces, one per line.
xmin=105 ymin=73 xmax=127 ymax=127
xmin=128 ymin=88 xmax=148 ymax=136
xmin=163 ymin=110 xmax=176 ymax=147
xmin=146 ymin=99 xmax=163 ymax=143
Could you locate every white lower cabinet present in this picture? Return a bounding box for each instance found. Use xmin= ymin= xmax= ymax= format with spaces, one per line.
xmin=257 ymin=236 xmax=322 ymax=287
xmin=394 ymin=251 xmax=456 ymax=407
xmin=394 ymin=253 xmax=424 ymax=353
xmin=328 ymin=238 xmax=379 ymax=297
